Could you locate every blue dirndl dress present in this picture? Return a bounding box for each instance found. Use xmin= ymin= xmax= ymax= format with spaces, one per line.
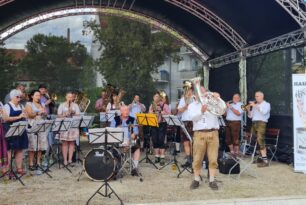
xmin=4 ymin=104 xmax=28 ymax=150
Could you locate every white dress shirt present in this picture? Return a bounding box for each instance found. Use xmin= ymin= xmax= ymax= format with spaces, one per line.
xmin=177 ymin=97 xmax=194 ymax=121
xmin=248 ymin=100 xmax=271 ymax=122
xmin=189 ymin=101 xmax=219 ymax=131
xmin=226 ymin=102 xmax=243 ymax=121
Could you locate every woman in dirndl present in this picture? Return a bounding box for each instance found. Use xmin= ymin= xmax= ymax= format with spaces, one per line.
xmin=2 ymin=89 xmax=28 ymax=176
xmin=57 ymin=92 xmax=80 ymax=167
xmin=0 ymin=101 xmax=8 ymax=175
xmin=24 ymin=90 xmax=48 ymax=172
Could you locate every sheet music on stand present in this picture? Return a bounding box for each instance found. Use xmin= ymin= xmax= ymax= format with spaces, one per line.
xmin=136 ymin=113 xmax=159 ymax=127
xmin=162 ymin=115 xmax=192 ymax=142
xmin=51 ymin=118 xmax=72 ymax=132
xmin=5 ymin=121 xmax=27 ymax=138
xmin=88 ymin=127 xmax=124 ymax=144
xmin=27 ymin=120 xmax=54 ymax=133
xmin=100 ymin=110 xmax=121 ymax=122
xmin=80 ymin=115 xmax=95 ymax=128
xmin=70 ymin=116 xmax=82 ymax=129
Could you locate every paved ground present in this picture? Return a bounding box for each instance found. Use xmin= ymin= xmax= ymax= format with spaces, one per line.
xmin=1 ymin=142 xmax=306 ymax=205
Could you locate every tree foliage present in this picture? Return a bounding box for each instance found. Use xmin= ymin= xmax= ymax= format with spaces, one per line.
xmin=20 ymin=34 xmax=95 ymax=93
xmin=0 ymin=42 xmax=18 ymax=100
xmin=84 ymin=16 xmax=180 ymax=105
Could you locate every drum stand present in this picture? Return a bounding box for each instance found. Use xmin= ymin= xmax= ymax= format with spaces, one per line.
xmin=86 ymin=128 xmax=124 ymax=205
xmin=86 ymin=180 xmax=123 ymax=205
xmin=119 ymin=145 xmax=143 ymax=182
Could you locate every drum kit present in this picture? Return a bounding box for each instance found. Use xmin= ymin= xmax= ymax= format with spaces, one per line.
xmin=83 ymin=127 xmax=127 ymax=205
xmin=82 ymin=127 xmax=138 ymax=182
xmin=83 ymin=146 xmax=124 ymax=181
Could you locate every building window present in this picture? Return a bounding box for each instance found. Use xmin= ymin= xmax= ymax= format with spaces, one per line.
xmin=160 ymin=70 xmax=169 ymax=81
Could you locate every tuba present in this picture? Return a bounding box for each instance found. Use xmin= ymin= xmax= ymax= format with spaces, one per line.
xmin=190 ymin=77 xmax=226 ymax=116
xmin=75 ymin=91 xmax=91 ymax=113
xmin=114 ymin=88 xmax=126 ymax=109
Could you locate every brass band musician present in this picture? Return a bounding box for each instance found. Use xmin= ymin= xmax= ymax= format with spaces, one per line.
xmin=149 ymin=91 xmax=171 ymax=166
xmin=110 ymin=106 xmax=141 ymax=176
xmin=57 ymin=92 xmax=80 ymax=167
xmin=225 ymin=94 xmax=243 ymax=155
xmin=177 ymin=80 xmax=194 ymax=168
xmin=189 ymin=87 xmax=221 ymax=190
xmin=247 ymin=91 xmax=271 ymax=167
xmin=95 ymin=90 xmax=107 ymax=112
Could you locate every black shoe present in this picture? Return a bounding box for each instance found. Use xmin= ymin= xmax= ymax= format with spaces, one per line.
xmin=257 ymin=161 xmax=269 ymax=168
xmin=256 ymin=157 xmax=263 ymax=163
xmin=181 ymin=161 xmax=192 ymax=168
xmin=131 ymin=168 xmax=140 ymax=176
xmin=209 ymin=181 xmax=218 ymax=190
xmin=29 ymin=166 xmax=36 ymax=171
xmin=190 ymin=180 xmax=200 ymax=190
xmin=154 ymin=157 xmax=160 ymax=163
xmin=160 ymin=158 xmax=165 ymax=166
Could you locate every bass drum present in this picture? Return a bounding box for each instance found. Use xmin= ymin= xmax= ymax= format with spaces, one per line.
xmin=84 ymin=148 xmax=116 ymax=181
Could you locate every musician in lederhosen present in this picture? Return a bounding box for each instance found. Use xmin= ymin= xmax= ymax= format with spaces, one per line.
xmin=189 ymin=86 xmax=221 ymax=191
xmin=247 ymin=91 xmax=271 ymax=167
xmin=149 ymin=91 xmax=171 ymax=166
xmin=225 ymin=94 xmax=243 ymax=155
xmin=24 ymin=90 xmax=49 ymax=173
xmin=110 ymin=105 xmax=140 ymax=175
xmin=177 ymin=80 xmax=194 ymax=168
xmin=57 ymin=92 xmax=80 ymax=167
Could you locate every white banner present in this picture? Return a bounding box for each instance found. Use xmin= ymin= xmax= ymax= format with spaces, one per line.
xmin=292 ymin=74 xmax=306 ymax=172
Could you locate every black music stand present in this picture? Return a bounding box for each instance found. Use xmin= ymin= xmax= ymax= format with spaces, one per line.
xmin=159 ymin=115 xmax=184 ymax=171
xmin=27 ymin=120 xmax=54 ymax=178
xmin=100 ymin=110 xmax=121 ymax=126
xmin=137 ymin=113 xmax=159 ymax=170
xmin=86 ymin=127 xmax=124 ymax=205
xmin=70 ymin=116 xmax=83 ymax=164
xmin=76 ymin=115 xmax=94 ymax=163
xmin=177 ymin=118 xmax=193 ymax=178
xmin=48 ymin=118 xmax=72 ymax=173
xmin=1 ymin=121 xmax=27 ymax=186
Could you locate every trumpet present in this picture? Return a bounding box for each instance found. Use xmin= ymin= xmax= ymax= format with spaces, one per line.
xmin=241 ymin=101 xmax=257 ymax=111
xmin=151 ymin=101 xmax=161 ymax=114
xmin=51 ymin=93 xmax=58 ymax=101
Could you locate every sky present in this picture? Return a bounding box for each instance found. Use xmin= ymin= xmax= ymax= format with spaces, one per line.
xmin=4 ymin=15 xmax=98 ymax=52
